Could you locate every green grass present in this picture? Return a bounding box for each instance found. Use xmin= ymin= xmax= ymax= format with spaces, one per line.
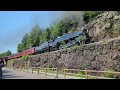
xmin=104 ymin=69 xmax=115 ymax=78
xmin=66 ymin=73 xmax=98 ymax=79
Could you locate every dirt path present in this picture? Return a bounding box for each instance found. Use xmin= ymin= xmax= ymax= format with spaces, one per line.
xmin=2 ymin=67 xmax=55 ymax=79
xmin=2 ymin=67 xmax=86 ymax=79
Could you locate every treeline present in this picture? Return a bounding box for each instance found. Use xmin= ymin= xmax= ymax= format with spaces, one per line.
xmin=16 ymin=11 xmax=104 ymax=53
xmin=84 ymin=11 xmax=104 ymax=23
xmin=0 ymin=50 xmax=12 ymax=58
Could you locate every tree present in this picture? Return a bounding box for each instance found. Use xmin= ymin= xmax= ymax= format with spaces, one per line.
xmin=21 ymin=33 xmax=29 ymax=50
xmin=51 ymin=15 xmax=81 ymax=39
xmin=51 ymin=20 xmax=64 ymax=39
xmin=17 ymin=43 xmax=24 ymax=52
xmin=45 ymin=27 xmax=51 ymax=41
xmin=39 ymin=27 xmax=51 ymax=44
xmin=6 ymin=50 xmax=12 ymax=56
xmin=79 ymin=35 xmax=86 ymax=47
xmin=84 ymin=11 xmax=104 ymax=23
xmin=0 ymin=50 xmax=12 ymax=58
xmin=26 ymin=24 xmax=42 ymax=48
xmin=45 ymin=27 xmax=51 ymax=52
xmin=39 ymin=27 xmax=51 ymax=52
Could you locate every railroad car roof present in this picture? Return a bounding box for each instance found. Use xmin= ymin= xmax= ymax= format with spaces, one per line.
xmin=36 ymin=41 xmax=49 ymax=50
xmin=70 ymin=31 xmax=84 ymax=38
xmin=51 ymin=31 xmax=83 ymax=46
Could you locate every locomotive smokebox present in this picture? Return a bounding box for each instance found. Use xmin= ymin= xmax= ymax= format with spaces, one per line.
xmin=81 ymin=27 xmax=88 ymax=35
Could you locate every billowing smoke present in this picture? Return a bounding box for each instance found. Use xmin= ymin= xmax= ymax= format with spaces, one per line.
xmin=60 ymin=11 xmax=85 ymax=28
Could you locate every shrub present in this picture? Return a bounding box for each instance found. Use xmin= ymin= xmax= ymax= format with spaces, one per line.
xmin=22 ymin=55 xmax=29 ymax=61
xmin=79 ymin=36 xmax=86 ymax=46
xmin=60 ymin=41 xmax=67 ymax=49
xmin=70 ymin=45 xmax=79 ymax=51
xmin=84 ymin=11 xmax=104 ymax=23
xmin=48 ymin=64 xmax=52 ymax=68
xmin=104 ymin=69 xmax=115 ymax=78
xmin=78 ymin=71 xmax=85 ymax=75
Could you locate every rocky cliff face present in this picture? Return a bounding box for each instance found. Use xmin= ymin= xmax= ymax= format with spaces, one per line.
xmin=86 ymin=11 xmax=120 ymax=42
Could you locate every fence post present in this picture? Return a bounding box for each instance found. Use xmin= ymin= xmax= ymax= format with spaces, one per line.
xmin=27 ymin=67 xmax=28 ymax=72
xmin=20 ymin=67 xmax=21 ymax=71
xmin=56 ymin=67 xmax=58 ymax=78
xmin=64 ymin=67 xmax=66 ymax=79
xmin=38 ymin=68 xmax=39 ymax=74
xmin=13 ymin=67 xmax=14 ymax=70
xmin=85 ymin=68 xmax=88 ymax=79
xmin=46 ymin=68 xmax=47 ymax=76
xmin=23 ymin=67 xmax=25 ymax=72
xmin=32 ymin=68 xmax=33 ymax=73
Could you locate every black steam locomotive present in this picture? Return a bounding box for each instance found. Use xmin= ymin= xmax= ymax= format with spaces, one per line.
xmin=35 ymin=27 xmax=89 ymax=53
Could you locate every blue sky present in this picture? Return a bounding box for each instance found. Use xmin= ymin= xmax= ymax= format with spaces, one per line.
xmin=0 ymin=11 xmax=63 ymax=54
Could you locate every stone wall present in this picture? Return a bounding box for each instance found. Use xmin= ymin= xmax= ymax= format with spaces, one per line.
xmin=12 ymin=37 xmax=120 ymax=72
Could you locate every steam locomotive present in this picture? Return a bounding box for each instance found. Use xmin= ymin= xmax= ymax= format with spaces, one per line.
xmin=4 ymin=27 xmax=89 ymax=61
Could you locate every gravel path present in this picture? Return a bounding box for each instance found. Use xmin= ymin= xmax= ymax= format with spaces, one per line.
xmin=2 ymin=67 xmax=86 ymax=79
xmin=2 ymin=67 xmax=55 ymax=79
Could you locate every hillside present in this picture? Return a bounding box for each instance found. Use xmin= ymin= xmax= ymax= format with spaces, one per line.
xmin=85 ymin=11 xmax=120 ymax=43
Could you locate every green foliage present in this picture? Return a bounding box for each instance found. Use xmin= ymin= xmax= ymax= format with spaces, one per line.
xmin=51 ymin=23 xmax=63 ymax=39
xmin=27 ymin=24 xmax=42 ymax=48
xmin=6 ymin=59 xmax=15 ymax=67
xmin=48 ymin=64 xmax=52 ymax=68
xmin=22 ymin=55 xmax=29 ymax=61
xmin=21 ymin=33 xmax=29 ymax=50
xmin=84 ymin=11 xmax=104 ymax=23
xmin=6 ymin=50 xmax=12 ymax=56
xmin=17 ymin=24 xmax=42 ymax=52
xmin=104 ymin=69 xmax=115 ymax=78
xmin=78 ymin=71 xmax=85 ymax=75
xmin=17 ymin=33 xmax=29 ymax=53
xmin=17 ymin=43 xmax=24 ymax=52
xmin=39 ymin=27 xmax=51 ymax=44
xmin=70 ymin=45 xmax=79 ymax=51
xmin=60 ymin=41 xmax=66 ymax=49
xmin=0 ymin=50 xmax=12 ymax=58
xmin=51 ymin=15 xmax=80 ymax=39
xmin=45 ymin=27 xmax=51 ymax=41
xmin=79 ymin=35 xmax=86 ymax=46
xmin=39 ymin=34 xmax=45 ymax=44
